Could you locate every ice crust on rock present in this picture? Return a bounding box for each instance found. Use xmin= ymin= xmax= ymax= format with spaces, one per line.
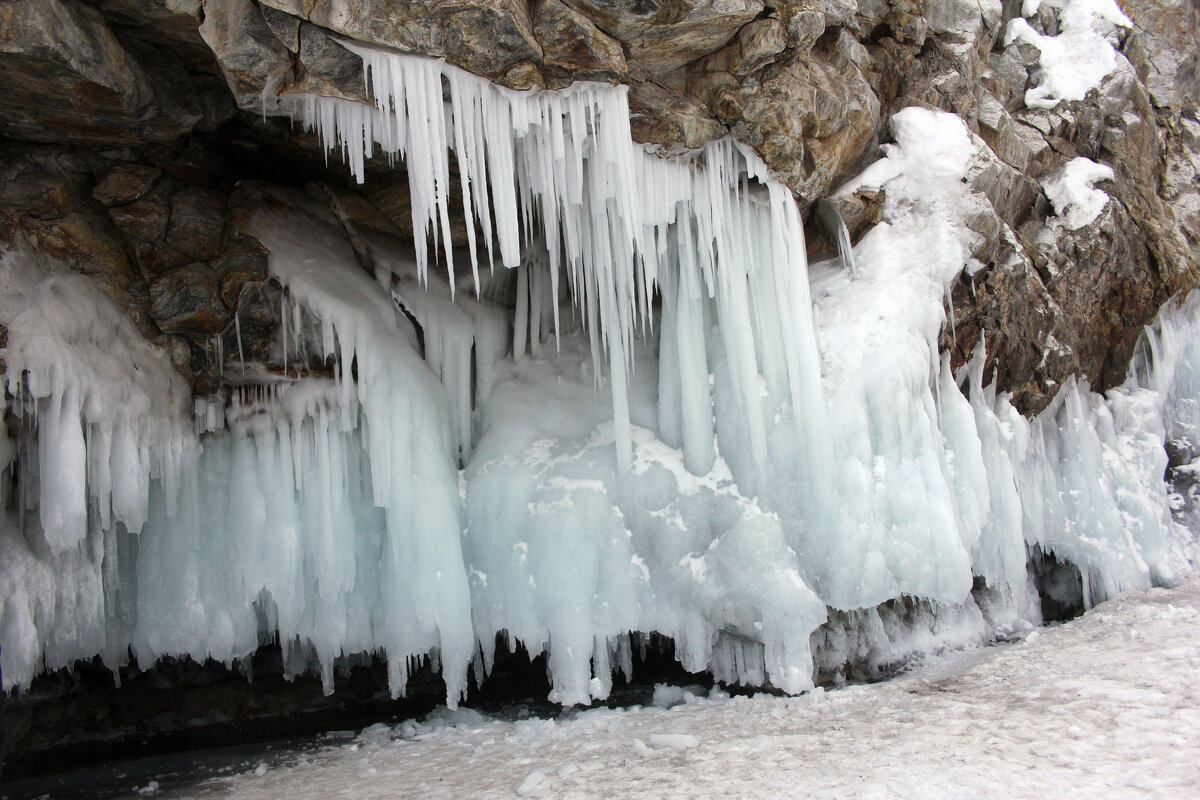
xmin=1 ymin=49 xmax=1197 ymax=706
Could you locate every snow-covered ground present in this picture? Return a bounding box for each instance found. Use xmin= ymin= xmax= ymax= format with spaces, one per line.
xmin=144 ymin=578 xmax=1200 ymax=800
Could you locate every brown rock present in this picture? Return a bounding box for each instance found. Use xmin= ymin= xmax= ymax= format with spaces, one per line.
xmin=149 ymin=262 xmax=229 ymax=336
xmin=166 ymin=186 xmax=227 ymax=264
xmin=564 ymin=0 xmax=764 ymax=73
xmin=214 ymin=242 xmax=270 ymax=310
xmin=628 ymin=80 xmax=724 ymax=149
xmin=258 ymin=0 xmax=543 ymax=83
xmin=535 ymin=0 xmax=627 ymax=81
xmin=0 ymin=0 xmax=199 ymax=145
xmin=93 ymin=164 xmax=162 ymax=207
xmin=697 ymin=43 xmax=880 ymax=200
xmin=501 ymin=61 xmax=548 ymax=90
xmin=107 ymin=193 xmax=170 ymax=262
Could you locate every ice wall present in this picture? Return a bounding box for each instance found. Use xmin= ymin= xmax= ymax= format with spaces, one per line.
xmin=1 ymin=47 xmax=1196 ymax=704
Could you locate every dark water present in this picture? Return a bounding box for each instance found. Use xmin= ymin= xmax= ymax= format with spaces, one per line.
xmin=0 ymin=635 xmax=705 ymax=799
xmin=1 ymin=732 xmax=342 ymax=800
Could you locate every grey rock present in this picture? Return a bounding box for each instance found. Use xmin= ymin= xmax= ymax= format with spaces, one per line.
xmin=786 ymin=10 xmax=827 ymax=53
xmin=199 ymin=0 xmax=296 ymax=110
xmin=258 ymin=0 xmax=542 ymax=83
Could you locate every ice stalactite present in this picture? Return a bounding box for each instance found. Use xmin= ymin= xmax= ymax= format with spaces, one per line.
xmin=0 ymin=246 xmax=193 ymax=688
xmin=284 ymin=41 xmax=823 ymax=483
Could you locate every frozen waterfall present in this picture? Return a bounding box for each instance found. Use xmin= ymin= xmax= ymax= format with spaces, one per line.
xmin=1 ymin=45 xmax=1196 ymax=706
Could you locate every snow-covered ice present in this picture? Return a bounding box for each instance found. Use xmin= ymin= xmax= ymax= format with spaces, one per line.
xmin=1040 ymin=157 xmax=1115 ymax=230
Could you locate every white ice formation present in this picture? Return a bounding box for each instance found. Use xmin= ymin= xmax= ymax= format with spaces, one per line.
xmin=1 ymin=45 xmax=1196 ymax=705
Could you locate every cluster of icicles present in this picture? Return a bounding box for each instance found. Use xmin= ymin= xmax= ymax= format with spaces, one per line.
xmin=0 ymin=43 xmax=1194 ymax=706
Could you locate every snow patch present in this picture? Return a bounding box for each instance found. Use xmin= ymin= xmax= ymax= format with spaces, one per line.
xmin=1041 ymin=156 xmax=1115 ymax=230
xmin=1004 ymin=0 xmax=1132 ymax=109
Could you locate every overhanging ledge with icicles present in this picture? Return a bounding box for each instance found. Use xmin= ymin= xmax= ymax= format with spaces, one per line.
xmin=1 ymin=39 xmax=1196 ymax=710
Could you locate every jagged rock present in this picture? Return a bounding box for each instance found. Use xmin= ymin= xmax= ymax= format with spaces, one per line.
xmin=824 ymin=188 xmax=885 ymax=242
xmin=97 ymin=0 xmax=206 ymax=48
xmin=811 ymin=0 xmax=861 ymax=30
xmin=106 ymin=189 xmax=171 ymax=272
xmin=732 ymin=18 xmax=789 ymax=75
xmin=784 ymin=9 xmax=827 ymax=53
xmin=628 ymin=81 xmax=725 ymax=149
xmin=199 ymin=0 xmax=297 ymax=109
xmin=1121 ymin=0 xmax=1200 ymax=110
xmin=295 ymin=22 xmax=370 ymax=100
xmin=93 ymin=164 xmax=162 ymax=206
xmin=165 ymin=186 xmax=227 ymax=265
xmin=213 ymin=241 xmax=269 ymax=310
xmin=924 ymin=0 xmax=1002 ymax=42
xmin=695 ymin=42 xmax=881 ymax=200
xmin=257 ymin=0 xmax=542 ymax=84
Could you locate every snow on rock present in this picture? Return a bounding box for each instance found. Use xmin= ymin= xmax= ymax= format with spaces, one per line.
xmin=1004 ymin=0 xmax=1132 ymax=109
xmin=808 ymin=108 xmax=991 ymax=609
xmin=1040 ymin=156 xmax=1115 ymax=230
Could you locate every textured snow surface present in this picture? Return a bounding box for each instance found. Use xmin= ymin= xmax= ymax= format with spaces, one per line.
xmin=158 ymin=577 xmax=1200 ymax=800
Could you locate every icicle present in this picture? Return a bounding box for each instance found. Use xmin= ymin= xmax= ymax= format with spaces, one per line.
xmin=234 ymin=309 xmax=246 ymax=376
xmin=278 ymin=44 xmax=823 ymax=473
